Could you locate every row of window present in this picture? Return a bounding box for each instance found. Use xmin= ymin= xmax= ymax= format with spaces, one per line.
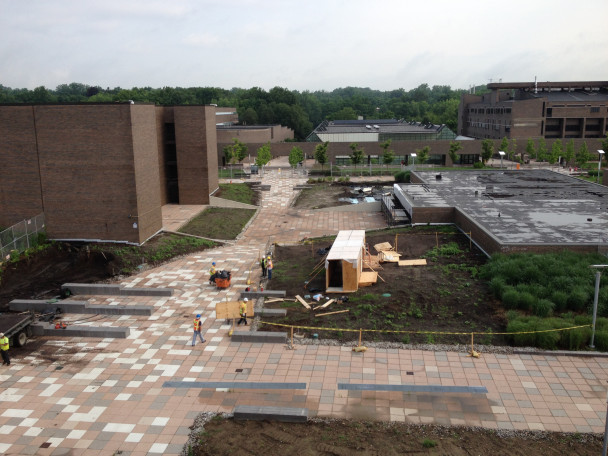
xmin=467 ymin=120 xmax=511 ymax=130
xmin=468 ymin=107 xmax=512 ymax=115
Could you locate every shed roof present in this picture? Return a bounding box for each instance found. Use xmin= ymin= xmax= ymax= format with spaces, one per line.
xmin=326 ymin=230 xmax=366 ymax=262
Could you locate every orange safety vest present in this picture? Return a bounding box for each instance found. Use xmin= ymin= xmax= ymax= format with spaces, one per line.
xmin=193 ymin=319 xmax=201 ymax=331
xmin=0 ymin=337 xmax=8 ymax=351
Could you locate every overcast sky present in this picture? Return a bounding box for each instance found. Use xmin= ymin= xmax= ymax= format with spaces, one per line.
xmin=1 ymin=0 xmax=607 ymax=92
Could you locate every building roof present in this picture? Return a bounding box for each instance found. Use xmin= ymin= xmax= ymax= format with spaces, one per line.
xmin=395 ymin=170 xmax=608 ymax=250
xmin=312 ymin=119 xmax=447 ymax=135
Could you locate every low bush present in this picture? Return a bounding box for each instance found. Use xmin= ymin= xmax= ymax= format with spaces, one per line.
xmin=394 ymin=170 xmax=410 ymax=183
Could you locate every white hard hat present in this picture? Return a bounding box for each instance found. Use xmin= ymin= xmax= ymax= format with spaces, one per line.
xmin=244 ymin=298 xmax=248 ymax=301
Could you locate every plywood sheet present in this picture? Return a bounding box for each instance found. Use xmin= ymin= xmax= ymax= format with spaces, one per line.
xmin=398 ymin=259 xmax=428 ymax=267
xmin=379 ymin=251 xmax=401 ymax=262
xmin=358 ymin=271 xmax=378 ymax=287
xmin=374 ymin=242 xmax=393 ymax=253
xmin=215 ymin=301 xmax=254 ymax=320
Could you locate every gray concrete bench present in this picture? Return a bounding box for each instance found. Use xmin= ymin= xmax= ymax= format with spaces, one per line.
xmin=32 ymin=323 xmax=130 ymax=339
xmin=233 ymin=405 xmax=308 ymax=423
xmin=257 ymin=309 xmax=287 ymax=317
xmin=61 ymin=283 xmax=173 ymax=297
xmin=240 ymin=290 xmax=286 ymax=299
xmin=231 ymin=331 xmax=287 ymax=344
xmin=10 ymin=299 xmax=154 ymax=316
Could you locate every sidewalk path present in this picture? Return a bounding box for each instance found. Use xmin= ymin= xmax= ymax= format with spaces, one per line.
xmin=1 ymin=170 xmax=607 ymax=455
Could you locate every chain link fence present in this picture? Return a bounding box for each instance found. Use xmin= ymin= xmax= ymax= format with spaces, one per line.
xmin=0 ymin=213 xmax=46 ymax=259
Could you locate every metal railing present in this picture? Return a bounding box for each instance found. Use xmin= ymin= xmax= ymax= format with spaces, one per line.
xmin=0 ymin=213 xmax=46 ymax=259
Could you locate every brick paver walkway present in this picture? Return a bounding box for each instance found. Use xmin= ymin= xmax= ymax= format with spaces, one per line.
xmin=1 ymin=169 xmax=608 ymax=455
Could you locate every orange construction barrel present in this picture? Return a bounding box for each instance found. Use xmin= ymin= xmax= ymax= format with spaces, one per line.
xmin=516 ymin=163 xmax=520 ymax=170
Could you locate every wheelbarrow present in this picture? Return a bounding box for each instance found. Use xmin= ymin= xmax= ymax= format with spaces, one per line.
xmin=215 ymin=271 xmax=231 ymax=289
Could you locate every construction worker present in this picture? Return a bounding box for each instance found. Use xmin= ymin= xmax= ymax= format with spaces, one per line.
xmin=266 ymin=256 xmax=273 ymax=280
xmin=237 ymin=298 xmax=248 ymax=326
xmin=192 ymin=314 xmax=206 ymax=346
xmin=209 ymin=262 xmax=217 ymax=285
xmin=260 ymin=256 xmax=267 ymax=278
xmin=0 ymin=332 xmax=10 ymax=366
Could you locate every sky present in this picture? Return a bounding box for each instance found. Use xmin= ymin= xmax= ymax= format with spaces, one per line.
xmin=1 ymin=0 xmax=607 ymax=93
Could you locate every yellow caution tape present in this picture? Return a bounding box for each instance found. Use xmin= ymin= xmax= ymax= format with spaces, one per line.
xmin=260 ymin=321 xmax=591 ymax=336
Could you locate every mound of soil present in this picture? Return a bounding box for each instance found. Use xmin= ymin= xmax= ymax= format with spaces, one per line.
xmin=264 ymin=228 xmax=506 ymax=345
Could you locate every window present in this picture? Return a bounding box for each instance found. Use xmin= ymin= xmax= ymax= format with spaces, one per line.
xmin=591 ymin=107 xmax=600 ymax=113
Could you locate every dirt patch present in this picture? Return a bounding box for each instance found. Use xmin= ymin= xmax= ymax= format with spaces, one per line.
xmin=191 ymin=417 xmax=602 ymax=456
xmin=264 ymin=228 xmax=505 ymax=345
xmin=293 ymin=182 xmax=391 ymax=209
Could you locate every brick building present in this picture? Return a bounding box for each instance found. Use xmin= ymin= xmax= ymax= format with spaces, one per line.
xmin=0 ymin=103 xmax=218 ymax=244
xmin=458 ymin=81 xmax=608 ymax=140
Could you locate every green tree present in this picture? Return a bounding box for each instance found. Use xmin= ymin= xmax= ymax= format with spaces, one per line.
xmin=448 ymin=141 xmax=462 ymax=164
xmin=380 ymin=140 xmax=395 ymax=172
xmin=416 ymin=145 xmax=430 ymax=164
xmin=349 ymin=142 xmax=365 ymax=170
xmin=575 ymin=142 xmax=590 ymax=168
xmin=288 ymin=146 xmax=304 ymax=169
xmin=549 ymin=139 xmax=562 ymax=165
xmin=525 ymin=139 xmax=536 ymax=162
xmin=481 ymin=139 xmax=494 ymax=164
xmin=223 ymin=138 xmax=248 ymax=165
xmin=240 ymin=107 xmax=258 ymax=125
xmin=255 ymin=142 xmax=272 ymax=168
xmin=602 ymin=133 xmax=608 ymax=155
xmin=537 ymin=138 xmax=548 ymax=161
xmin=564 ymin=139 xmax=575 ymax=166
xmin=314 ymin=141 xmax=329 ymax=171
xmin=508 ymin=139 xmax=517 ymax=162
xmin=499 ymin=137 xmax=510 ymax=157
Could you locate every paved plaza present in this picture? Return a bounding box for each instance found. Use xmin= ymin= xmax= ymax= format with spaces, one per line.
xmin=1 ymin=168 xmax=608 ymax=455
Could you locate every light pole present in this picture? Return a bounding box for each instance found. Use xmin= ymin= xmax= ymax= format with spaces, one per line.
xmin=598 ymin=150 xmax=605 ymax=184
xmin=498 ymin=151 xmax=506 ymax=169
xmin=411 ymin=153 xmax=417 ymax=170
xmin=589 ymin=264 xmax=608 ymax=348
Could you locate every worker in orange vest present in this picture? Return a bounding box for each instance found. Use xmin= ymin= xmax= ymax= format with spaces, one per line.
xmin=237 ymin=298 xmax=248 ymax=326
xmin=192 ymin=314 xmax=206 ymax=346
xmin=266 ymin=256 xmax=274 ymax=280
xmin=0 ymin=332 xmax=10 ymax=366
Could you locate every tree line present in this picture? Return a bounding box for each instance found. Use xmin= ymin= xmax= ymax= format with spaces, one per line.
xmin=0 ymin=82 xmax=470 ymax=140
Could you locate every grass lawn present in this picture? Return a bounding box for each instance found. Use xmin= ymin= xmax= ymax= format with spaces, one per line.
xmin=179 ymin=207 xmax=256 ymax=240
xmin=217 ymin=183 xmax=256 ymax=204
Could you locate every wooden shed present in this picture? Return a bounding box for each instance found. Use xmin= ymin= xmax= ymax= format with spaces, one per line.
xmin=325 ymin=230 xmax=366 ymax=293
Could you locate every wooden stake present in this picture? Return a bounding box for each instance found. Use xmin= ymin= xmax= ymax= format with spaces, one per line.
xmin=469 ymin=232 xmax=472 ymax=250
xmin=436 ymin=232 xmax=439 ymax=249
xmin=315 ymin=309 xmax=349 ymax=317
xmin=471 ymin=332 xmax=474 ymax=353
xmin=358 ymin=328 xmax=362 ymax=347
xmin=291 ymin=326 xmax=294 ymax=346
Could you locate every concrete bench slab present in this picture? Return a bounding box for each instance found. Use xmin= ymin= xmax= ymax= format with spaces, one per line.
xmin=233 ymin=405 xmax=308 ymax=423
xmin=61 ymin=283 xmax=173 ymax=297
xmin=257 ymin=309 xmax=287 ymax=317
xmin=10 ymin=299 xmax=154 ymax=316
xmin=240 ymin=290 xmax=286 ymax=299
xmin=231 ymin=331 xmax=287 ymax=344
xmin=32 ymin=323 xmax=130 ymax=338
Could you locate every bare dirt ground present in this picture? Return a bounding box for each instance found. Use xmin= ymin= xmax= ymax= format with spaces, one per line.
xmin=293 ymin=182 xmax=392 ymax=210
xmin=191 ymin=416 xmax=603 ymax=456
xmin=264 ymin=228 xmax=505 ymax=345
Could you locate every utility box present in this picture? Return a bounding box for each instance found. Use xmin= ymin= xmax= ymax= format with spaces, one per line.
xmin=325 ymin=230 xmax=366 ymax=293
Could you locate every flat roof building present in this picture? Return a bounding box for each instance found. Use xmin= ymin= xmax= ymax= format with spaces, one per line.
xmin=394 ymin=170 xmax=608 ymax=255
xmin=307 ymin=119 xmax=456 ymax=143
xmin=458 ymin=81 xmax=608 ymax=140
xmin=0 ymin=103 xmax=218 ymax=244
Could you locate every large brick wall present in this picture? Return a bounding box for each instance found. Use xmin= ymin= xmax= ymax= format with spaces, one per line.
xmin=131 ymin=105 xmax=163 ymax=243
xmin=34 ymin=105 xmax=144 ymax=243
xmin=0 ymin=106 xmax=43 ymax=226
xmin=174 ymin=106 xmax=218 ymax=204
